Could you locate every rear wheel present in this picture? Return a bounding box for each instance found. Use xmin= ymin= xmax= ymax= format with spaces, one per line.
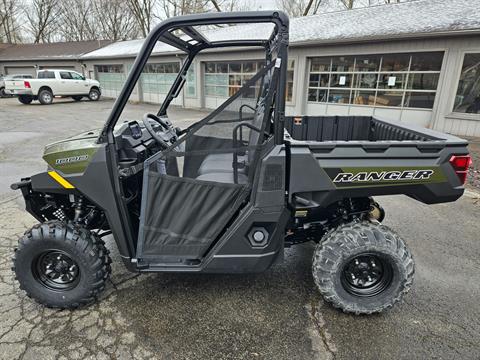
xmin=88 ymin=88 xmax=100 ymax=101
xmin=13 ymin=221 xmax=112 ymax=309
xmin=18 ymin=95 xmax=33 ymax=104
xmin=38 ymin=89 xmax=53 ymax=105
xmin=72 ymin=96 xmax=83 ymax=101
xmin=312 ymin=221 xmax=414 ymax=315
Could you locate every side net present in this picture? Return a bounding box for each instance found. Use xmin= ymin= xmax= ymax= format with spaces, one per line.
xmin=137 ymin=62 xmax=276 ymax=260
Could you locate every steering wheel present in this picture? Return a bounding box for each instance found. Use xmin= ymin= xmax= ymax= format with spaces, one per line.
xmin=142 ymin=113 xmax=177 ymax=149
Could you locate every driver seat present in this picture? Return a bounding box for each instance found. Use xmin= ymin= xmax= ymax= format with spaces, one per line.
xmin=196 ymin=73 xmax=271 ymax=181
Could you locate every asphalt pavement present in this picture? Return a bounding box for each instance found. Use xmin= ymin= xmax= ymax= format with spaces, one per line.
xmin=0 ymin=97 xmax=479 ymax=359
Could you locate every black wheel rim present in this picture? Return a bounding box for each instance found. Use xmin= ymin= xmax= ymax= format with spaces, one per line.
xmin=341 ymin=253 xmax=393 ymax=297
xmin=32 ymin=250 xmax=80 ymax=291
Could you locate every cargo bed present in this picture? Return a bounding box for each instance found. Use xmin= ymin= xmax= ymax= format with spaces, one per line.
xmin=284 ymin=116 xmax=470 ymax=206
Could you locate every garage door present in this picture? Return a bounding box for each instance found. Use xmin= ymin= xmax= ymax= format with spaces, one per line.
xmin=204 ymin=60 xmax=264 ymax=109
xmin=95 ymin=64 xmax=125 ymax=98
xmin=140 ymin=62 xmax=182 ymax=105
xmin=5 ymin=66 xmax=36 ymax=77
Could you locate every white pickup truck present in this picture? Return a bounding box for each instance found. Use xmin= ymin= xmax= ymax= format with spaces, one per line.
xmin=5 ymin=69 xmax=101 ymax=105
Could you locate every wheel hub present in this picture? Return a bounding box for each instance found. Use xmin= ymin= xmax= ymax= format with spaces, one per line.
xmin=341 ymin=253 xmax=393 ymax=297
xmin=33 ymin=250 xmax=80 ymax=290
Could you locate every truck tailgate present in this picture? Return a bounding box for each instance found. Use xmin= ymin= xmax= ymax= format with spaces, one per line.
xmin=4 ymin=79 xmax=29 ymax=91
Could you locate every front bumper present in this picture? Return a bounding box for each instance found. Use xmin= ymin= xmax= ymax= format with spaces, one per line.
xmin=11 ymin=171 xmax=75 ymax=222
xmin=10 ymin=178 xmax=45 ymax=222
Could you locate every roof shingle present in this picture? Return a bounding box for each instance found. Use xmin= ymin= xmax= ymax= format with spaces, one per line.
xmin=0 ymin=40 xmax=112 ymax=61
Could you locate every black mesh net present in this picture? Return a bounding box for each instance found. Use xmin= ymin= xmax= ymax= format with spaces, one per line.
xmin=137 ymin=62 xmax=276 ymax=260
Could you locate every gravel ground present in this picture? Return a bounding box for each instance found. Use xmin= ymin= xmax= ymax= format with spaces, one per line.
xmin=0 ymin=97 xmax=479 ymax=359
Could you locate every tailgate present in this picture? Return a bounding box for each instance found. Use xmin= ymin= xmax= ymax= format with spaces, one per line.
xmin=5 ymin=79 xmax=28 ymax=91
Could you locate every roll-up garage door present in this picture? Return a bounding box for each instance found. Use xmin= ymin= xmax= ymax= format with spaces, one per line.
xmin=95 ymin=64 xmax=125 ymax=98
xmin=5 ymin=66 xmax=36 ymax=77
xmin=203 ymin=60 xmax=264 ymax=109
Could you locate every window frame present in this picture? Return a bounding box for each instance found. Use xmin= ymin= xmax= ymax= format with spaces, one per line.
xmin=60 ymin=71 xmax=73 ymax=80
xmin=140 ymin=61 xmax=182 ymax=95
xmin=38 ymin=71 xmax=56 ymax=79
xmin=185 ymin=61 xmax=197 ymax=98
xmin=70 ymin=72 xmax=84 ymax=80
xmin=286 ymin=57 xmax=296 ymax=105
xmin=306 ymin=51 xmax=445 ymax=110
xmin=450 ymin=51 xmax=480 ymax=118
xmin=203 ymin=59 xmax=265 ymax=99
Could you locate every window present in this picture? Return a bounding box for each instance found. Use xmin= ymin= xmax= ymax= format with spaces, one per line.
xmin=307 ymin=52 xmax=444 ymax=109
xmin=13 ymin=74 xmax=33 ymax=79
xmin=204 ymin=60 xmax=265 ymax=98
xmin=95 ymin=65 xmax=123 ymax=73
xmin=141 ymin=62 xmax=181 ymax=94
xmin=453 ymin=53 xmax=480 ymax=114
xmin=71 ymin=72 xmax=84 ymax=80
xmin=95 ymin=65 xmax=125 ymax=95
xmin=286 ymin=59 xmax=295 ymax=102
xmin=186 ymin=66 xmax=196 ymax=98
xmin=38 ymin=71 xmax=55 ymax=79
xmin=60 ymin=72 xmax=73 ymax=80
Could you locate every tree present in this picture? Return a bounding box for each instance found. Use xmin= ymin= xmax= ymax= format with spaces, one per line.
xmin=92 ymin=0 xmax=138 ymax=41
xmin=276 ymin=0 xmax=323 ymax=17
xmin=24 ymin=0 xmax=60 ymax=43
xmin=0 ymin=0 xmax=22 ymax=43
xmin=57 ymin=0 xmax=98 ymax=41
xmin=128 ymin=0 xmax=155 ymax=38
xmin=159 ymin=0 xmax=211 ymax=18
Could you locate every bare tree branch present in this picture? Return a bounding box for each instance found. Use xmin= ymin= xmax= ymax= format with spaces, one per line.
xmin=24 ymin=0 xmax=60 ymax=43
xmin=0 ymin=0 xmax=23 ymax=43
xmin=92 ymin=0 xmax=138 ymax=41
xmin=210 ymin=0 xmax=221 ymax=12
xmin=276 ymin=0 xmax=322 ymax=17
xmin=128 ymin=0 xmax=155 ymax=38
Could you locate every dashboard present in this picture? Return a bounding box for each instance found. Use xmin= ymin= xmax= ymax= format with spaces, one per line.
xmin=114 ymin=120 xmax=160 ymax=166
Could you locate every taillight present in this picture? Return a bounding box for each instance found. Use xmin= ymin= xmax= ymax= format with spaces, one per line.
xmin=449 ymin=155 xmax=472 ymax=184
xmin=24 ymin=81 xmax=31 ymax=89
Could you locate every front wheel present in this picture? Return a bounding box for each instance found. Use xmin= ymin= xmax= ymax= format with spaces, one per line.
xmin=312 ymin=221 xmax=414 ymax=315
xmin=0 ymin=87 xmax=7 ymax=98
xmin=88 ymin=88 xmax=100 ymax=101
xmin=13 ymin=221 xmax=111 ymax=309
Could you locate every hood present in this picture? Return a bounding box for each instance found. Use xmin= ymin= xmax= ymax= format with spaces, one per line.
xmin=43 ymin=129 xmax=102 ymax=174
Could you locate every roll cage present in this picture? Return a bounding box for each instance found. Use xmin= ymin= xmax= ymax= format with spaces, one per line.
xmin=98 ymin=10 xmax=289 ymax=145
xmin=97 ymin=11 xmax=290 ymax=264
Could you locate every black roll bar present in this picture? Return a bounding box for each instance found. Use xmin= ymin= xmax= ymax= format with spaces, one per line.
xmin=99 ymin=11 xmax=289 ymax=143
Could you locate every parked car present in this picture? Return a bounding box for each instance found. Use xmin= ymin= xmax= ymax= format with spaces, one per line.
xmin=0 ymin=74 xmax=33 ymax=98
xmin=4 ymin=69 xmax=101 ymax=105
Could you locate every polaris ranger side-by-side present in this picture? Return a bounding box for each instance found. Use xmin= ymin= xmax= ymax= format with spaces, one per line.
xmin=11 ymin=12 xmax=471 ymax=314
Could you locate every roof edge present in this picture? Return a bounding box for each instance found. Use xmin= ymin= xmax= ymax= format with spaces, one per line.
xmin=290 ymin=28 xmax=480 ymax=47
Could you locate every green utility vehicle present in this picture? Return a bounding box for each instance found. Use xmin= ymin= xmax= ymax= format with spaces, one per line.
xmin=11 ymin=12 xmax=471 ymax=314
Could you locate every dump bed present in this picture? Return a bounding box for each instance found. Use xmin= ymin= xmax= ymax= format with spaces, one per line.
xmin=285 ymin=116 xmax=470 ymax=206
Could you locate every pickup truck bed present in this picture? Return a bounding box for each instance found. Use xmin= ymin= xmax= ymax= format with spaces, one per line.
xmin=285 ymin=116 xmax=469 ymax=206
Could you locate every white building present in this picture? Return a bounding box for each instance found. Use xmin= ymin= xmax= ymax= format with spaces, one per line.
xmin=2 ymin=0 xmax=480 ymax=136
